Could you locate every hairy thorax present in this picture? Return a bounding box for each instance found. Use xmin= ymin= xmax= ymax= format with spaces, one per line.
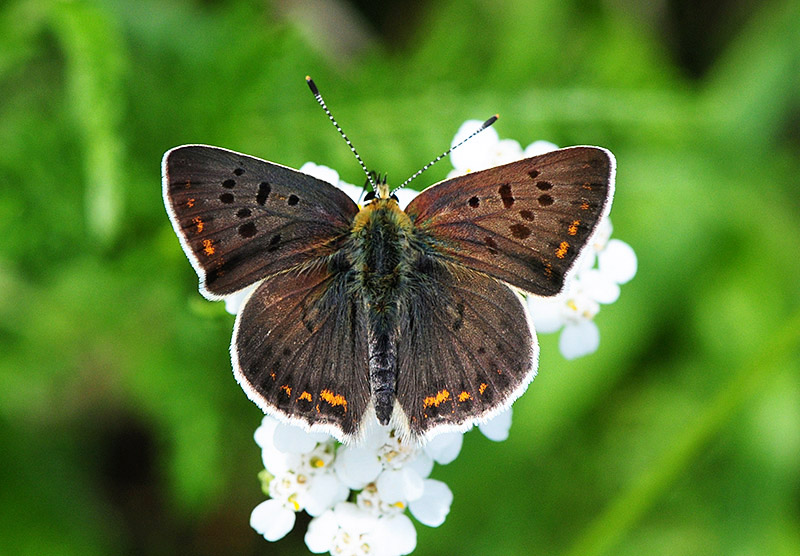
xmin=349 ymin=197 xmax=416 ymax=423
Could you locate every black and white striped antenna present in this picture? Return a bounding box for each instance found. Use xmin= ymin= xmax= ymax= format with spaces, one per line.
xmin=306 ymin=76 xmax=499 ymax=199
xmin=392 ymin=114 xmax=498 ymax=194
xmin=306 ymin=76 xmax=376 ymax=192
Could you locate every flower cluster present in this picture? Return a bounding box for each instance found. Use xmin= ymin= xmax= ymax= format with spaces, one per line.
xmin=225 ymin=121 xmax=636 ymax=555
xmin=249 ymin=412 xmax=511 ymax=555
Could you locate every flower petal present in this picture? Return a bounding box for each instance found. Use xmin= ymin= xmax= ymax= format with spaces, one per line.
xmin=256 ymin=417 xmax=301 ymax=475
xmin=373 ymin=514 xmax=417 ymax=555
xmin=559 ymin=320 xmax=600 ymax=360
xmin=527 ymin=295 xmax=566 ymax=333
xmin=424 ymin=432 xmax=463 ymax=465
xmin=479 ymin=408 xmax=513 ymax=441
xmin=598 ymin=239 xmax=638 ymax=284
xmin=250 ymin=499 xmax=296 ymax=541
xmin=449 ymin=120 xmax=500 ymax=172
xmin=304 ymin=473 xmax=349 ymax=517
xmin=336 ymin=181 xmax=365 ymax=204
xmin=405 ymin=451 xmax=434 ymax=480
xmin=335 ymin=446 xmax=382 ymax=489
xmin=305 ymin=510 xmax=338 ymax=553
xmin=377 ymin=468 xmax=424 ymax=504
xmin=332 ymin=501 xmax=375 ymax=534
xmin=358 ymin=419 xmax=392 ymax=451
xmin=408 ymin=479 xmax=453 ymax=527
xmin=253 ymin=415 xmax=279 ymax=449
xmin=492 ymin=138 xmax=524 ymax=165
xmin=272 ymin=422 xmax=328 ymax=454
xmin=581 ymin=269 xmax=620 ymax=305
xmin=394 ymin=187 xmax=419 ymax=210
xmin=524 ymin=140 xmax=559 ymax=156
xmin=298 ymin=162 xmax=340 ymax=186
xmin=591 ymin=218 xmax=613 ymax=251
xmin=223 ymin=283 xmax=256 ymax=315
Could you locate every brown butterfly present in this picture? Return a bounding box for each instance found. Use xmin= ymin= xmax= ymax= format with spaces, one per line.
xmin=162 ymin=78 xmax=615 ymax=443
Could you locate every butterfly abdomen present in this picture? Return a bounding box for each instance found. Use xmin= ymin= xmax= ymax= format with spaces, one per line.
xmin=351 ymin=199 xmax=415 ymax=424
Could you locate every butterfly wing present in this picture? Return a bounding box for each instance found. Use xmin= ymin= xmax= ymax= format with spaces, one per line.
xmin=233 ymin=263 xmax=371 ymax=440
xmin=162 ymin=145 xmax=359 ymax=298
xmin=396 ymin=258 xmax=536 ymax=438
xmin=404 ymin=147 xmax=615 ymax=296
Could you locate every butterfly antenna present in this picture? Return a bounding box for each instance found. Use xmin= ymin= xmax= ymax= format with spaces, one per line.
xmin=306 ymin=76 xmax=376 ymax=191
xmin=392 ymin=114 xmax=499 ymax=194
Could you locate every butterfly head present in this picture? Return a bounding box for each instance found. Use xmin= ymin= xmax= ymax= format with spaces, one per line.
xmin=352 ymin=174 xmax=410 ymax=233
xmin=363 ymin=172 xmax=398 ymax=204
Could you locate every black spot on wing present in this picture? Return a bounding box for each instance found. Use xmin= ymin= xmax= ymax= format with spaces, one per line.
xmin=256 ymin=182 xmax=271 ymax=205
xmin=499 ymin=183 xmax=514 ymax=209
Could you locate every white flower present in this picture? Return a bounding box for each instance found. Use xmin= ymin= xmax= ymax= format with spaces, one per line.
xmin=252 ymin=416 xmax=348 ymax=530
xmin=478 ymin=408 xmax=513 ymax=442
xmin=527 ymin=218 xmax=637 ymax=359
xmin=305 ymin=502 xmax=417 ymax=556
xmin=299 ymin=161 xmax=343 ymax=188
xmin=223 ymin=283 xmax=255 ymax=315
xmin=408 ymin=479 xmax=453 ymax=527
xmin=300 ymin=162 xmax=365 ymax=204
xmin=423 ymin=431 xmax=463 ymax=464
xmin=251 ymin=499 xmax=296 ymax=541
xmin=252 ymin=417 xmax=457 ymax=553
xmin=599 ymin=238 xmax=638 ymax=285
xmin=334 ymin=443 xmax=383 ymax=490
xmin=372 ymin=513 xmax=417 ymax=555
xmin=335 ymin=422 xmax=436 ymax=507
xmin=376 ymin=467 xmax=425 ymax=504
xmin=524 ymin=139 xmax=560 ymax=157
xmin=448 ymin=120 xmax=524 ymax=176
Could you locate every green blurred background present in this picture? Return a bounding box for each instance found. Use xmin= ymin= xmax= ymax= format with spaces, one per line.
xmin=1 ymin=0 xmax=799 ymax=554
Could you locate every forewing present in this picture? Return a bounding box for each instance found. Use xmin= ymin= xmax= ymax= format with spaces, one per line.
xmin=162 ymin=145 xmax=359 ymax=298
xmin=396 ymin=259 xmax=536 ymax=438
xmin=405 ymin=147 xmax=615 ymax=296
xmin=233 ymin=264 xmax=370 ymax=441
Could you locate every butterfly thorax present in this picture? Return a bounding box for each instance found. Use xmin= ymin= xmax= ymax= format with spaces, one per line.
xmin=350 ymin=197 xmax=415 ymax=425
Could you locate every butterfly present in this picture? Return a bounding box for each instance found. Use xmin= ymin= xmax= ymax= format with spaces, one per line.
xmin=162 ymin=80 xmax=615 ymax=443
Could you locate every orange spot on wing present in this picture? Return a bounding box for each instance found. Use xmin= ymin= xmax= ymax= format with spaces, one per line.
xmin=423 ymin=389 xmax=450 ymax=408
xmin=479 ymin=383 xmax=488 ymax=395
xmin=192 ymin=216 xmax=204 ymax=233
xmin=582 ymin=183 xmax=593 ymax=190
xmin=544 ymin=262 xmax=553 ymax=277
xmin=556 ymin=241 xmax=569 ymax=259
xmin=279 ymin=385 xmax=292 ymax=397
xmin=458 ymin=391 xmax=472 ymax=402
xmin=298 ymin=391 xmax=312 ymax=402
xmin=186 ymin=198 xmax=195 ymax=208
xmin=568 ymin=220 xmax=580 ymax=236
xmin=269 ymin=372 xmax=276 ymax=380
xmin=202 ymin=239 xmax=215 ymax=256
xmin=320 ymin=389 xmax=347 ymax=411
xmin=580 ymin=201 xmax=590 ymax=211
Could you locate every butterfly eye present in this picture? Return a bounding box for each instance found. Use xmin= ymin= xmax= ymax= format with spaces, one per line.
xmin=364 ymin=191 xmax=376 ymax=202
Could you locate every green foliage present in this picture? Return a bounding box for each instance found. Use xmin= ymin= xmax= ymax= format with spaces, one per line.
xmin=1 ymin=0 xmax=798 ymax=555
